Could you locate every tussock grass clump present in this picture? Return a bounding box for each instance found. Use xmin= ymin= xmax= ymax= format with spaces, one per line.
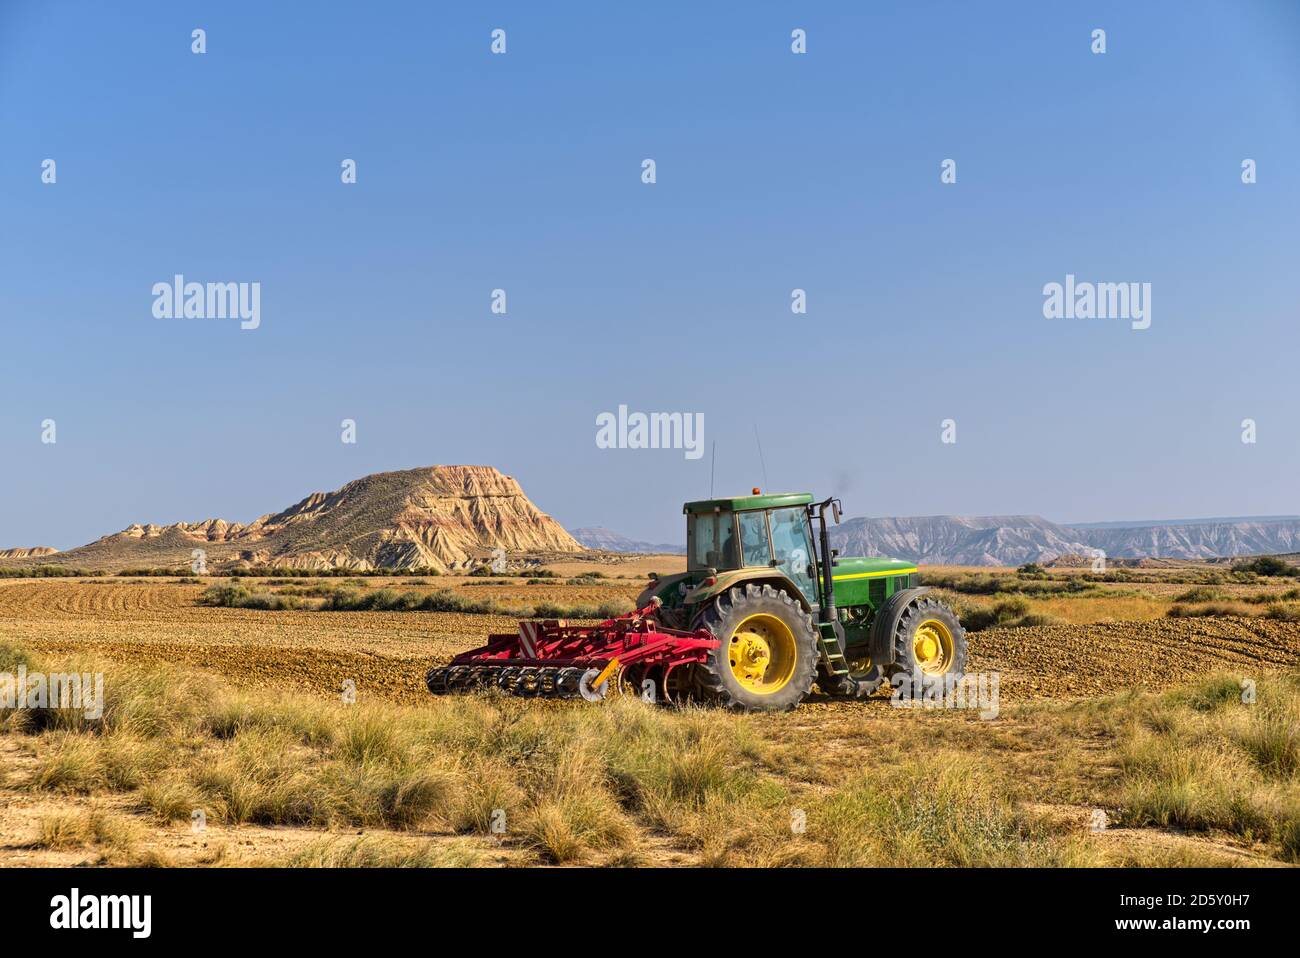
xmin=809 ymin=755 xmax=1070 ymax=867
xmin=1179 ymin=674 xmax=1243 ymax=712
xmin=30 ymin=732 xmax=173 ymax=793
xmin=141 ymin=779 xmax=206 ymax=822
xmin=0 ymin=642 xmax=37 ymax=674
xmin=285 ymin=836 xmax=480 ymax=868
xmin=1116 ymin=673 xmax=1300 ymax=860
xmin=1264 ymin=604 xmax=1300 ymax=622
xmin=1174 ymin=587 xmax=1229 ymax=604
xmin=32 ymin=807 xmax=141 ymax=850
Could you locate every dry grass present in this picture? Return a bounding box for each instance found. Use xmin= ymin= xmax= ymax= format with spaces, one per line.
xmin=1 ymin=642 xmax=778 ymax=863
xmin=30 ymin=806 xmax=141 ymax=851
xmin=279 ymin=835 xmax=483 ymax=868
xmin=950 ymin=590 xmax=1170 ymax=626
xmin=3 ymin=628 xmax=1300 ymax=867
xmin=1106 ymin=673 xmax=1300 ymax=861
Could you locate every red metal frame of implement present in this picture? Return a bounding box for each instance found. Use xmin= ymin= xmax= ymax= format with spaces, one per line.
xmin=426 ymin=598 xmax=719 ymax=700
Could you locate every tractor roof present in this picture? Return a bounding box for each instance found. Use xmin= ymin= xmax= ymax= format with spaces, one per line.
xmin=683 ymin=492 xmax=814 ymax=514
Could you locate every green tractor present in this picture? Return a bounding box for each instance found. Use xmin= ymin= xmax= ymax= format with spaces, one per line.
xmin=634 ymin=491 xmax=968 ymax=711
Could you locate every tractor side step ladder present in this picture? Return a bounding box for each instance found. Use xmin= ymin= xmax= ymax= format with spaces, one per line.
xmin=817 ymin=621 xmax=851 ymax=676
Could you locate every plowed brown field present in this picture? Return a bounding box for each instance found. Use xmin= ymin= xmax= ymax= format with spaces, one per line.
xmin=3 ymin=577 xmax=1298 ymax=706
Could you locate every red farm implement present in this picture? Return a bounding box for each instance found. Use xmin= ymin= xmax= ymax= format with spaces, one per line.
xmin=424 ymin=598 xmax=719 ymax=702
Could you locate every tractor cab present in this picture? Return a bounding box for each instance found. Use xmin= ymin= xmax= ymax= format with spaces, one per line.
xmin=684 ymin=491 xmax=820 ymax=606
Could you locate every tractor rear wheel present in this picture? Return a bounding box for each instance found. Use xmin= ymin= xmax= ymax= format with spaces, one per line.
xmin=883 ymin=595 xmax=967 ymax=689
xmin=694 ymin=584 xmax=818 ymax=712
xmin=819 ymin=648 xmax=885 ymax=699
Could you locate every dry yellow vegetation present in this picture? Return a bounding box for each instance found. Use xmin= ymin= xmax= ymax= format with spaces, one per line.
xmin=0 ymin=565 xmax=1297 ymax=867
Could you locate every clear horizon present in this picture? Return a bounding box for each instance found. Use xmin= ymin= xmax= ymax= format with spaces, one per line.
xmin=3 ymin=1 xmax=1298 ymax=549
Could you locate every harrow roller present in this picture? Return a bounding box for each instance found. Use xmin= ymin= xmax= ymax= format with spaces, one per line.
xmin=425 ymin=600 xmax=718 ymax=703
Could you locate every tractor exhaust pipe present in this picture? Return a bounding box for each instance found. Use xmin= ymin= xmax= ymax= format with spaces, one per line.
xmin=812 ymin=497 xmax=842 ymax=624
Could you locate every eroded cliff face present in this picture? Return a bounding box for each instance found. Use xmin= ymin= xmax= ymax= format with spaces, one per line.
xmin=830 ymin=514 xmax=1300 ymax=566
xmin=24 ymin=466 xmax=584 ymax=571
xmin=0 ymin=546 xmax=59 ymax=560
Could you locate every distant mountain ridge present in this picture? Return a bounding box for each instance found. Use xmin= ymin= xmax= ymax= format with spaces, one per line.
xmin=1069 ymin=515 xmax=1300 ymax=530
xmin=576 ymin=513 xmax=1300 ymax=565
xmin=571 ymin=527 xmax=686 ymax=555
xmin=830 ymin=515 xmax=1094 ymax=567
xmin=1066 ymin=518 xmax=1300 ymax=562
xmin=829 ymin=514 xmax=1300 ymax=566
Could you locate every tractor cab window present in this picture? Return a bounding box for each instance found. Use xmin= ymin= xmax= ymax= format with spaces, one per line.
xmin=737 ymin=511 xmax=772 ymax=567
xmin=688 ymin=512 xmax=738 ymax=571
xmin=769 ymin=507 xmax=818 ymax=605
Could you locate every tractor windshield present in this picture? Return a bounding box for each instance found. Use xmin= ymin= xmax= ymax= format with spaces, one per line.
xmin=688 ymin=512 xmax=738 ymax=571
xmin=769 ymin=507 xmax=819 ymax=605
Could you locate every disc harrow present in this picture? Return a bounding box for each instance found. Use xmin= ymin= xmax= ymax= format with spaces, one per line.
xmin=425 ymin=599 xmax=718 ymax=703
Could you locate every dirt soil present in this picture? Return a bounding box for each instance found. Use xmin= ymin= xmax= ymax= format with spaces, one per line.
xmin=3 ymin=577 xmax=1298 ymax=706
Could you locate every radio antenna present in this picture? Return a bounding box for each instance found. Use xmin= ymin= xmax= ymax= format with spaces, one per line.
xmin=709 ymin=441 xmax=717 ymax=498
xmin=754 ymin=425 xmax=769 ymax=490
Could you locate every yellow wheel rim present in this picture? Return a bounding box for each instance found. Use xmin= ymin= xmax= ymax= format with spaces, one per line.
xmin=728 ymin=613 xmax=797 ymax=694
xmin=913 ymin=618 xmax=954 ymax=675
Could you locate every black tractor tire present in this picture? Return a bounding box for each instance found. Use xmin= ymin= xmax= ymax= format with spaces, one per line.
xmin=883 ymin=594 xmax=968 ymax=688
xmin=819 ymin=655 xmax=886 ymax=699
xmin=693 ymin=584 xmax=819 ymax=712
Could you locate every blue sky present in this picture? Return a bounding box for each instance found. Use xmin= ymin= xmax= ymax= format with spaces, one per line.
xmin=2 ymin=0 xmax=1298 ymax=549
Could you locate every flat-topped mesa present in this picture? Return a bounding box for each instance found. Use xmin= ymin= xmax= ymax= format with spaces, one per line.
xmin=12 ymin=465 xmax=583 ymax=572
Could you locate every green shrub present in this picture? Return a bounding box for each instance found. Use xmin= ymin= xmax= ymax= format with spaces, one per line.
xmin=1264 ymin=605 xmax=1300 ymax=622
xmin=1166 ymin=602 xmax=1253 ymax=619
xmin=0 ymin=565 xmax=94 ymax=579
xmin=198 ymin=584 xmax=305 ymax=610
xmin=961 ymin=597 xmax=1062 ymax=632
xmin=1232 ymin=557 xmax=1300 ymax=578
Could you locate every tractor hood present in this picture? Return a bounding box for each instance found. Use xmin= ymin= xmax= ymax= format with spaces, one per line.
xmin=829 ymin=556 xmax=917 ymax=581
xmin=828 ymin=556 xmax=918 ymax=609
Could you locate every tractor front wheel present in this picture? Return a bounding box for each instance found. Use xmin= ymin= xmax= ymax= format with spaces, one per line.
xmin=884 ymin=595 xmax=968 ymax=689
xmin=695 ymin=584 xmax=819 ymax=712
